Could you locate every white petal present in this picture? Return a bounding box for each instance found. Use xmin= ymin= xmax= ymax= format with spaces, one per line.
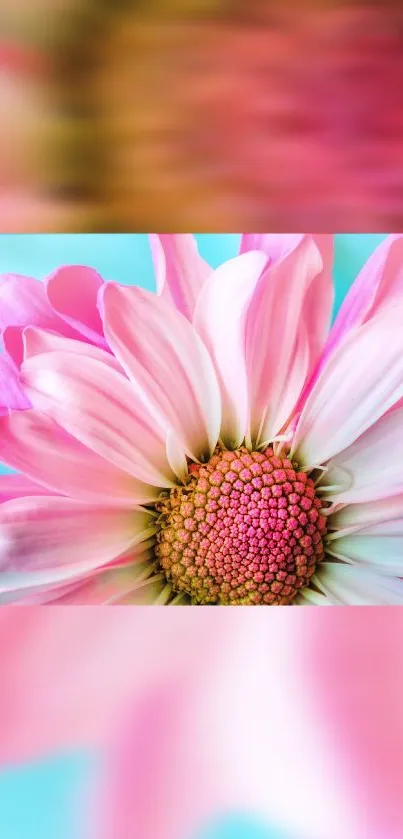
xmin=292 ymin=309 xmax=403 ymax=468
xmin=331 ymin=494 xmax=403 ymax=532
xmin=21 ymin=351 xmax=175 ymax=487
xmin=314 ymin=562 xmax=403 ymax=605
xmin=328 ymin=494 xmax=403 ymax=576
xmin=194 ymin=250 xmax=269 ymax=447
xmin=245 ymin=237 xmax=322 ymax=445
xmin=295 ymin=588 xmax=331 ymax=605
xmin=166 ymin=429 xmax=189 ymax=484
xmin=0 ymin=496 xmax=155 ymax=601
xmin=102 ymin=283 xmax=221 ymax=461
xmin=0 ymin=410 xmax=158 ymax=507
xmin=320 ymin=408 xmax=403 ymax=503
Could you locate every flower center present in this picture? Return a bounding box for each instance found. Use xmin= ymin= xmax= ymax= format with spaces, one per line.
xmin=155 ymin=446 xmax=327 ymax=605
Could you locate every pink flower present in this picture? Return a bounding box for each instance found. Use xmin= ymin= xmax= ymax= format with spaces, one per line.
xmin=0 ymin=264 xmax=108 ymax=412
xmin=2 ymin=234 xmax=403 ymax=605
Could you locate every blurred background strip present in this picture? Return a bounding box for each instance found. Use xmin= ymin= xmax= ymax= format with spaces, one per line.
xmin=1 ymin=1 xmax=403 ymax=231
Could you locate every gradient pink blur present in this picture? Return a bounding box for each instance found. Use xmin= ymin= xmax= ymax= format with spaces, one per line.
xmin=2 ymin=2 xmax=403 ymax=230
xmin=1 ymin=608 xmax=402 ymax=839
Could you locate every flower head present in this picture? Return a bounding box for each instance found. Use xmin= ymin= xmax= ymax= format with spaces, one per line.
xmin=1 ymin=234 xmax=403 ymax=605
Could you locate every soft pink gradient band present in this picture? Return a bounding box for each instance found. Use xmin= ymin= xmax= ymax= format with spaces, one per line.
xmin=1 ymin=607 xmax=401 ymax=839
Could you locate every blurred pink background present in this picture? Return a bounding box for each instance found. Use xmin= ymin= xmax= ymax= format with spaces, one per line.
xmin=1 ymin=608 xmax=403 ymax=839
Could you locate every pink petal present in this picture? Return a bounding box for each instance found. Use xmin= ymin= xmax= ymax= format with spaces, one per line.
xmin=110 ymin=575 xmax=172 ymax=605
xmin=292 ymin=310 xmax=403 ymax=468
xmin=240 ymin=233 xmax=304 ymax=262
xmin=321 ymin=234 xmax=403 ymax=369
xmin=150 ymin=234 xmax=211 ymax=320
xmin=0 ymin=352 xmax=30 ymax=412
xmin=0 ymin=274 xmax=75 ymax=366
xmin=0 ymin=495 xmax=154 ymax=600
xmin=0 ymin=410 xmax=159 ymax=506
xmin=227 ymin=235 xmax=335 ymax=419
xmin=194 ymin=251 xmax=268 ymax=447
xmin=2 ymin=326 xmax=28 ymax=370
xmin=322 ymin=409 xmax=403 ymax=504
xmin=1 ymin=543 xmax=155 ymax=606
xmin=23 ymin=326 xmax=122 ymax=373
xmin=240 ymin=235 xmax=334 ymax=396
xmin=245 ymin=236 xmax=323 ymax=445
xmin=46 ymin=265 xmax=107 ymax=347
xmin=0 ymin=274 xmax=55 ymax=330
xmin=241 ymin=233 xmax=334 ymax=410
xmin=48 ymin=564 xmax=163 ymax=606
xmin=101 ymin=283 xmax=221 ymax=461
xmin=0 ymin=473 xmax=55 ymax=502
xmin=21 ymin=351 xmax=175 ymax=487
xmin=194 ymin=240 xmax=324 ymax=447
xmin=298 ymin=235 xmax=335 ymax=395
xmin=240 ymin=235 xmax=332 ymax=270
xmin=239 ymin=234 xmax=334 ymax=367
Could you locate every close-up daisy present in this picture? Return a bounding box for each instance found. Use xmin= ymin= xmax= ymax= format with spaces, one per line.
xmin=1 ymin=233 xmax=403 ymax=605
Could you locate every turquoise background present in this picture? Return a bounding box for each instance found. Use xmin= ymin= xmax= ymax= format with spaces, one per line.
xmin=0 ymin=234 xmax=388 ymax=838
xmin=0 ymin=233 xmax=386 ymax=315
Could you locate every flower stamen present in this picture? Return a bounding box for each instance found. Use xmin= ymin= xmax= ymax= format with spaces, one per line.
xmin=155 ymin=445 xmax=327 ymax=605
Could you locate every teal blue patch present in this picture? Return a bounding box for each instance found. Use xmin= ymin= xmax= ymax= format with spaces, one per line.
xmin=196 ymin=234 xmax=240 ymax=266
xmin=194 ymin=813 xmax=290 ymax=839
xmin=333 ymin=233 xmax=387 ymax=317
xmin=0 ymin=753 xmax=91 ymax=839
xmin=0 ymin=234 xmax=156 ymax=291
